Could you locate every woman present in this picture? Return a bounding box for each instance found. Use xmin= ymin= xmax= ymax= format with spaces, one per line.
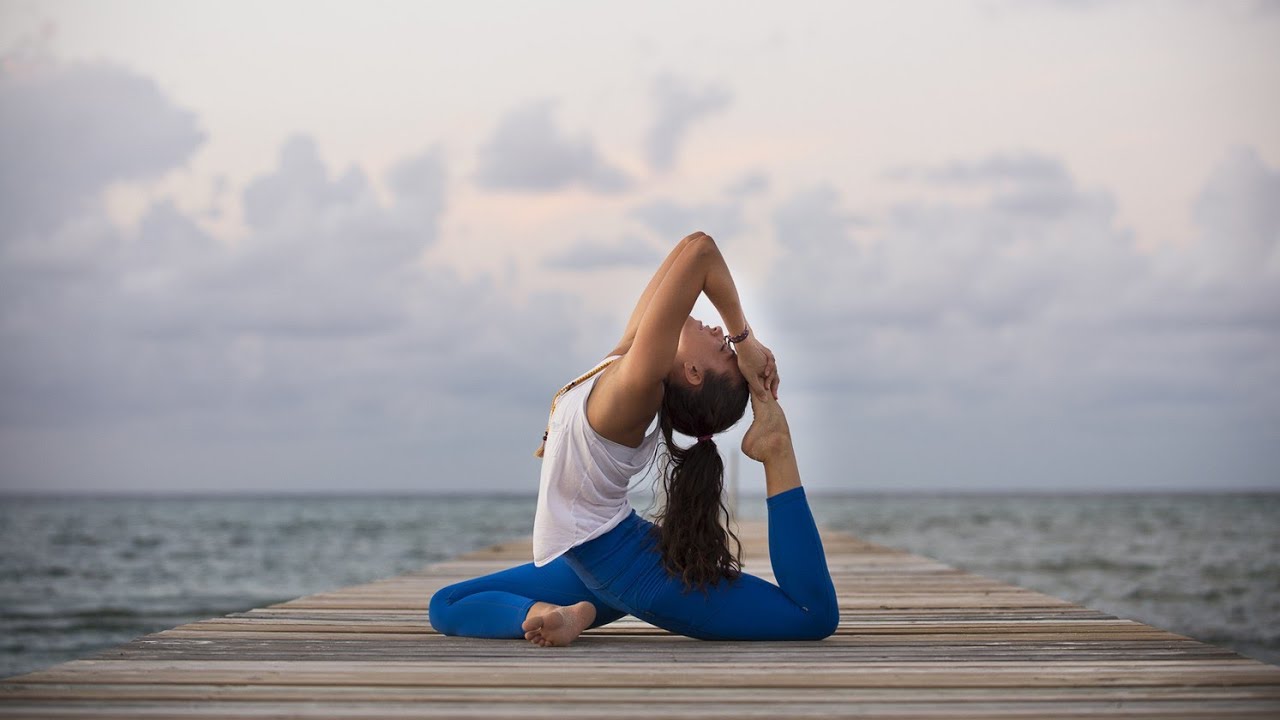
xmin=428 ymin=231 xmax=839 ymax=645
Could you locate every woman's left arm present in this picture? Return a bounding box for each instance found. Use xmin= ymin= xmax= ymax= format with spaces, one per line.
xmin=611 ymin=234 xmax=701 ymax=355
xmin=619 ymin=232 xmax=776 ymax=405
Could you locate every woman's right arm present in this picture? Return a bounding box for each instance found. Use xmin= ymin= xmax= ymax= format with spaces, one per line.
xmin=611 ymin=233 xmax=701 ymax=357
xmin=621 ymin=232 xmax=743 ymax=376
xmin=611 ymin=232 xmax=774 ymax=420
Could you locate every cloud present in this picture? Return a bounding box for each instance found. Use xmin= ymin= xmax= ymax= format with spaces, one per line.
xmin=1124 ymin=145 xmax=1280 ymax=333
xmin=0 ymin=61 xmax=606 ymax=492
xmin=631 ymin=196 xmax=746 ymax=242
xmin=242 ymin=135 xmax=369 ymax=231
xmin=887 ymin=151 xmax=1086 ymax=222
xmin=4 ymin=51 xmax=1275 ymax=493
xmin=903 ymin=151 xmax=1073 ymax=188
xmin=759 ymin=149 xmax=1279 ymax=488
xmin=725 ymin=171 xmax=770 ymax=198
xmin=474 ymin=99 xmax=630 ymax=192
xmin=543 ymin=234 xmax=663 ymax=270
xmin=645 ymin=73 xmax=732 ymax=173
xmin=0 ymin=125 xmax=594 ymax=489
xmin=1191 ymin=145 xmax=1280 ymax=270
xmin=771 ymin=154 xmax=1142 ymax=378
xmin=0 ymin=59 xmax=204 ymax=239
xmin=773 ymin=184 xmax=867 ymax=254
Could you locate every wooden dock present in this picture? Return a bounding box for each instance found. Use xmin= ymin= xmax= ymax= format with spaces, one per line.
xmin=3 ymin=518 xmax=1279 ymax=718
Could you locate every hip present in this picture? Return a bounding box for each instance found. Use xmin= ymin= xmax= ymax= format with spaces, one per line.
xmin=563 ymin=508 xmax=666 ymax=598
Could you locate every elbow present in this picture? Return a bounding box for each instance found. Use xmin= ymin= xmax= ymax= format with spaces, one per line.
xmin=680 ymin=231 xmax=717 ymax=252
xmin=684 ymin=232 xmax=718 ymax=260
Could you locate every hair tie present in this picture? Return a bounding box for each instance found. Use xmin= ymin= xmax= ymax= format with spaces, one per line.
xmin=696 ymin=434 xmax=714 ymax=443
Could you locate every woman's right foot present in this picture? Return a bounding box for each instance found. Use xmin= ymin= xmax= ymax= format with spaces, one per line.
xmin=521 ymin=601 xmax=596 ymax=647
xmin=741 ymin=395 xmax=793 ymax=464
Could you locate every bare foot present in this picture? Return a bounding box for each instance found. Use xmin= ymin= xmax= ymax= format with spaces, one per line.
xmin=521 ymin=601 xmax=596 ymax=647
xmin=741 ymin=394 xmax=793 ymax=464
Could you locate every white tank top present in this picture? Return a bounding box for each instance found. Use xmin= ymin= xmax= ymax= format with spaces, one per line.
xmin=532 ymin=356 xmax=661 ymax=567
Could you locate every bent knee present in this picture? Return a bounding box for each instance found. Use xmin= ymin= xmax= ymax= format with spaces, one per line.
xmin=801 ymin=605 xmax=840 ymax=641
xmin=427 ymin=585 xmax=458 ymax=636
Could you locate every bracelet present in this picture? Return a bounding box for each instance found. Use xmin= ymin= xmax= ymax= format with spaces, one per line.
xmin=727 ymin=324 xmax=750 ymax=345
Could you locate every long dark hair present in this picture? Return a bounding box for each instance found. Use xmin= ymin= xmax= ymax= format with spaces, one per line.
xmin=649 ymin=369 xmax=750 ymax=596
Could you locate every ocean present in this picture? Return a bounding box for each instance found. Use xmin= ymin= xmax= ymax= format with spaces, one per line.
xmin=1 ymin=492 xmax=1277 ymax=678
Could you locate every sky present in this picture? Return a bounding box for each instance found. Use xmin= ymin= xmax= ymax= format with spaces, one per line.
xmin=0 ymin=0 xmax=1277 ymax=495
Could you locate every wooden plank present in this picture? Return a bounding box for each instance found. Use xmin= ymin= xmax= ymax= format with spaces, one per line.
xmin=15 ymin=659 xmax=1280 ymax=688
xmin=152 ymin=622 xmax=1187 ymax=638
xmin=6 ymin=682 xmax=1280 ymax=703
xmin=1 ymin=699 xmax=1280 ymax=719
xmin=84 ymin=639 xmax=1244 ymax=664
xmin=3 ymin=518 xmax=1278 ymax=717
xmin=2 ymin=700 xmax=1279 ymax=719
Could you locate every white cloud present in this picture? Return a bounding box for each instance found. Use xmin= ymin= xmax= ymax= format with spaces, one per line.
xmin=645 ymin=73 xmax=732 ymax=173
xmin=1190 ymin=145 xmax=1280 ymax=272
xmin=241 ymin=135 xmax=370 ymax=231
xmin=725 ymin=171 xmax=770 ymax=198
xmin=543 ymin=234 xmax=664 ymax=270
xmin=2 ymin=23 xmax=1277 ymax=493
xmin=760 ymin=149 xmax=1279 ymax=489
xmin=0 ymin=59 xmax=204 ymax=239
xmin=631 ymin=196 xmax=746 ymax=242
xmin=474 ymin=99 xmax=630 ymax=193
xmin=0 ymin=61 xmax=601 ymax=492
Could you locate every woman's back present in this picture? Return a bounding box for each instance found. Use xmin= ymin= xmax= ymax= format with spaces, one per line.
xmin=532 ymin=358 xmax=660 ymax=568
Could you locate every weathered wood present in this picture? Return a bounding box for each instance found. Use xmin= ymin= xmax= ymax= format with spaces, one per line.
xmin=1 ymin=700 xmax=1278 ymax=719
xmin=16 ymin=659 xmax=1280 ymax=687
xmin=3 ymin=517 xmax=1278 ymax=717
xmin=0 ymin=701 xmax=1279 ymax=720
xmin=82 ymin=637 xmax=1243 ymax=663
xmin=6 ymin=683 xmax=1280 ymax=703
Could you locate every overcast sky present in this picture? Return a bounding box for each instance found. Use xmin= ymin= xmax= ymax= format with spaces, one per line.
xmin=1 ymin=0 xmax=1277 ymax=495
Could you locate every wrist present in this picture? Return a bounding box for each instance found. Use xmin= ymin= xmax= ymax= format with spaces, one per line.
xmin=726 ymin=322 xmax=750 ymax=346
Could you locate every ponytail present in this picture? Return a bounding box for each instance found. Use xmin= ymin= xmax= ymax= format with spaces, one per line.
xmin=650 ymin=370 xmax=750 ymax=596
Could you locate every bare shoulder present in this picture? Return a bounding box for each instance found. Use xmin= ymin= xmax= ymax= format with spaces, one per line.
xmin=586 ymin=353 xmax=662 ymax=448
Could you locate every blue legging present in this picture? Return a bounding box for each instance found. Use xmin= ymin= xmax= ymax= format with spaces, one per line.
xmin=428 ymin=486 xmax=838 ymax=641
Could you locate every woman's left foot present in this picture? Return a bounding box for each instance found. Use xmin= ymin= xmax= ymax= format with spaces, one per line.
xmin=521 ymin=601 xmax=596 ymax=647
xmin=741 ymin=394 xmax=793 ymax=464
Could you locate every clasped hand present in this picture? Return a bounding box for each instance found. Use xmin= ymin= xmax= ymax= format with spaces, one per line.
xmin=735 ymin=336 xmax=779 ymax=403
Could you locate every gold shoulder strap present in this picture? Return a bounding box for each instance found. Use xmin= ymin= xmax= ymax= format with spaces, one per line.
xmin=534 ymin=356 xmax=620 ymax=459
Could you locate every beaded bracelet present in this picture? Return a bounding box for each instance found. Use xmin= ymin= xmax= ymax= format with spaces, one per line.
xmin=727 ymin=324 xmax=750 ymax=345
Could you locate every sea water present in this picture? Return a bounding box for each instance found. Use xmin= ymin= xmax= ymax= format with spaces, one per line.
xmin=1 ymin=492 xmax=1277 ymax=678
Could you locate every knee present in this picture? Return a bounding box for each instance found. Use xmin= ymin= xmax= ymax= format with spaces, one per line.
xmin=428 ymin=585 xmax=458 ymax=636
xmin=802 ymin=604 xmax=840 ymax=641
xmin=818 ymin=605 xmax=841 ymax=639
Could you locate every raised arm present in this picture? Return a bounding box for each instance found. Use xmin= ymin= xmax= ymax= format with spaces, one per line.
xmin=600 ymin=232 xmax=774 ymax=434
xmin=610 ymin=234 xmax=701 ymax=357
xmin=622 ymin=231 xmax=743 ymax=372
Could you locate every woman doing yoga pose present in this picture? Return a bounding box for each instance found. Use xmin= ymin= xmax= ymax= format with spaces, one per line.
xmin=428 ymin=231 xmax=839 ymax=645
